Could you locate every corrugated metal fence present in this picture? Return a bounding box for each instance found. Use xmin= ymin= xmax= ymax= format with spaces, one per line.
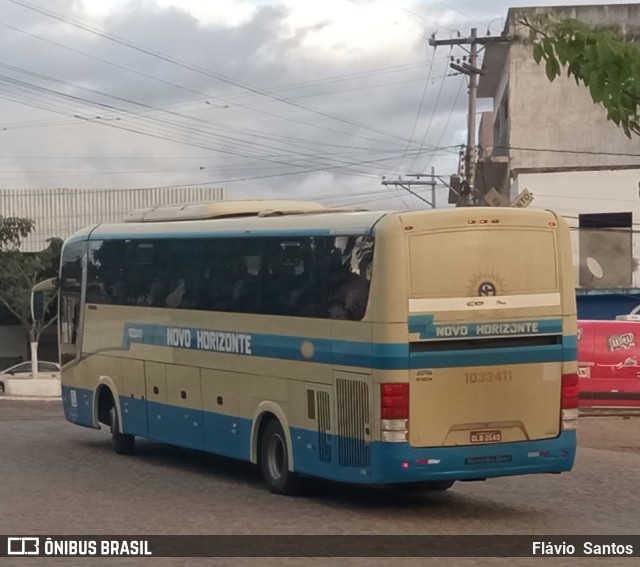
xmin=0 ymin=187 xmax=225 ymax=251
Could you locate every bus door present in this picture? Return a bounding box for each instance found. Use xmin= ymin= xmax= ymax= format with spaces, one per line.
xmin=59 ymin=241 xmax=85 ymax=366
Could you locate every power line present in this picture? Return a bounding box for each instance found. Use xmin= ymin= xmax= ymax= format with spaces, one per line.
xmin=344 ymin=0 xmax=431 ymax=41
xmin=501 ymin=145 xmax=640 ymax=158
xmin=432 ymin=0 xmax=488 ymax=27
xmin=406 ymin=46 xmax=454 ymax=173
xmin=8 ymin=0 xmax=423 ymax=147
xmin=416 ymin=73 xmax=466 ymax=174
xmin=129 ymin=147 xmax=444 ymax=190
xmin=0 ymin=63 xmax=423 ymax=178
xmin=395 ymin=47 xmax=438 ymax=175
xmin=0 ymin=18 xmax=444 ymax=149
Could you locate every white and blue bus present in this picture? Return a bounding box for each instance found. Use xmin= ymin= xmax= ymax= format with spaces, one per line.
xmin=35 ymin=200 xmax=578 ymax=494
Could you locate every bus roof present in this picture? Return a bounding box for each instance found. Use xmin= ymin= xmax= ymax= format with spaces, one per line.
xmin=88 ymin=209 xmax=388 ymax=240
xmin=124 ymin=199 xmax=333 ymax=222
xmin=64 ymin=203 xmax=562 ymax=243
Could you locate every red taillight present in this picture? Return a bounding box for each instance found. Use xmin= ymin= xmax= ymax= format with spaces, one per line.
xmin=382 ymin=383 xmax=409 ymax=419
xmin=561 ymin=373 xmax=579 ymax=409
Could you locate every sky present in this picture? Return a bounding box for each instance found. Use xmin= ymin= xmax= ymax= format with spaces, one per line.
xmin=0 ymin=0 xmax=630 ymax=210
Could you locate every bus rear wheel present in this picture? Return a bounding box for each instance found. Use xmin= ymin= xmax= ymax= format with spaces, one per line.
xmin=259 ymin=419 xmax=300 ymax=495
xmin=109 ymin=406 xmax=135 ymax=455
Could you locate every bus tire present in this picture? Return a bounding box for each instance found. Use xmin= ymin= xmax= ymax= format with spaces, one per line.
xmin=109 ymin=406 xmax=135 ymax=455
xmin=259 ymin=419 xmax=299 ymax=495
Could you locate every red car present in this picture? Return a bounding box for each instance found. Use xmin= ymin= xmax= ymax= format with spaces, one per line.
xmin=578 ymin=320 xmax=640 ymax=408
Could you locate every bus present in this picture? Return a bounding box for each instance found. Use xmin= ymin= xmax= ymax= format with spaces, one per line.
xmin=33 ymin=200 xmax=578 ymax=494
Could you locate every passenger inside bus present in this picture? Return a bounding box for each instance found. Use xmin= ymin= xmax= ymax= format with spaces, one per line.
xmin=328 ymin=238 xmax=372 ymax=321
xmin=328 ymin=271 xmax=370 ymax=320
xmin=165 ymin=278 xmax=187 ymax=308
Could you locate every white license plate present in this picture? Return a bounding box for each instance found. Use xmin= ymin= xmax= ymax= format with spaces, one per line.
xmin=470 ymin=430 xmax=502 ymax=444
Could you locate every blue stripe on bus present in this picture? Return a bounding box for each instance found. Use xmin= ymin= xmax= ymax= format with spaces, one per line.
xmin=122 ymin=322 xmax=577 ymax=369
xmin=409 ymin=315 xmax=564 ymax=340
xmin=370 ymin=431 xmax=576 ymax=483
xmin=292 ymin=428 xmax=576 ymax=484
xmin=61 ymin=387 xmax=575 ymax=484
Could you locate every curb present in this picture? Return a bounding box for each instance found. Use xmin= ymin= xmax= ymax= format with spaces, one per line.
xmin=0 ymin=396 xmax=62 ymax=401
xmin=1 ymin=377 xmax=61 ymax=398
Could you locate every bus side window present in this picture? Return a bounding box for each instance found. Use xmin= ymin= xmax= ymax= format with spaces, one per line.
xmin=328 ymin=236 xmax=373 ymax=321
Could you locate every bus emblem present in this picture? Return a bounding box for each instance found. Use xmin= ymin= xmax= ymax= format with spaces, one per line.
xmin=478 ymin=281 xmax=497 ymax=296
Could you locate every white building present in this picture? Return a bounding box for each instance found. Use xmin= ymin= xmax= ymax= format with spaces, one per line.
xmin=0 ymin=186 xmax=226 ymax=252
xmin=0 ymin=186 xmax=225 ymax=366
xmin=476 ymin=3 xmax=640 ymax=288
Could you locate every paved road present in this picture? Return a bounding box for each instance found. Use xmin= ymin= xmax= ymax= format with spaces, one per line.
xmin=1 ymin=400 xmax=640 ymax=566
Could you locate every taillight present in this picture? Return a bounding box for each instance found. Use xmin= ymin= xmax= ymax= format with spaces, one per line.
xmin=381 ymin=383 xmax=409 ymax=419
xmin=561 ymin=373 xmax=579 ymax=431
xmin=381 ymin=383 xmax=409 ymax=442
xmin=561 ymin=373 xmax=579 ymax=409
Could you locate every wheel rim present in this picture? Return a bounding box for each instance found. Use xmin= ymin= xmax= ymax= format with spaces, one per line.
xmin=267 ymin=433 xmax=285 ymax=481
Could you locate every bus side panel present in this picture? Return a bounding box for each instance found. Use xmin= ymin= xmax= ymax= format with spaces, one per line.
xmin=202 ymin=369 xmax=251 ymax=461
xmin=145 ymin=361 xmax=170 ymax=441
xmin=119 ymin=358 xmax=148 ymax=437
xmin=165 ymin=365 xmax=204 ymax=450
xmin=62 ymin=384 xmax=95 ymax=428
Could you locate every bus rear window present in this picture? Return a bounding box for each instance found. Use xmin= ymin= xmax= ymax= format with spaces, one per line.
xmin=409 ymin=229 xmax=558 ymax=297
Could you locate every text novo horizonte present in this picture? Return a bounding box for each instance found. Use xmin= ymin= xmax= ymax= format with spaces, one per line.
xmin=166 ymin=327 xmax=252 ymax=354
xmin=435 ymin=322 xmax=540 ymax=338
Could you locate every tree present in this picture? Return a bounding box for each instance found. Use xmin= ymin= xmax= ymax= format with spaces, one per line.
xmin=522 ymin=16 xmax=640 ymax=138
xmin=0 ymin=216 xmax=61 ymax=373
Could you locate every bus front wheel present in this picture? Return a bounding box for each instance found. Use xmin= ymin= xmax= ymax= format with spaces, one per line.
xmin=109 ymin=406 xmax=135 ymax=455
xmin=259 ymin=419 xmax=299 ymax=495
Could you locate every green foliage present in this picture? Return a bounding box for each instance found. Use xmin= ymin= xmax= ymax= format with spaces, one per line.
xmin=522 ymin=16 xmax=640 ymax=138
xmin=0 ymin=217 xmax=34 ymax=251
xmin=0 ymin=217 xmax=61 ymax=337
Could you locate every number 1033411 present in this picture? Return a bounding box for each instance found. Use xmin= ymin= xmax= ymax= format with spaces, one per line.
xmin=465 ymin=370 xmax=513 ymax=383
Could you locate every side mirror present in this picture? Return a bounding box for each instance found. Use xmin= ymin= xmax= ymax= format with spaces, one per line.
xmin=31 ymin=277 xmax=57 ymax=322
xmin=32 ymin=291 xmax=45 ymax=322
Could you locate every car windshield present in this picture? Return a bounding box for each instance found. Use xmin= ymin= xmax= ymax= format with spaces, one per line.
xmin=5 ymin=362 xmax=31 ymax=374
xmin=2 ymin=361 xmax=59 ymax=374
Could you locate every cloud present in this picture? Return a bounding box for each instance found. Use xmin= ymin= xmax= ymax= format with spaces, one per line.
xmin=0 ymin=0 xmax=619 ymax=209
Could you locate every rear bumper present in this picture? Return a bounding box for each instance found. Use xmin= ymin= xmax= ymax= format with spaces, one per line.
xmin=369 ymin=431 xmax=576 ymax=484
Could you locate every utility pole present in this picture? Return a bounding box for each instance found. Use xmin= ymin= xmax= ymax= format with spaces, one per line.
xmin=381 ymin=167 xmax=443 ymax=209
xmin=466 ymin=29 xmax=478 ymax=206
xmin=429 ymin=29 xmax=508 ymax=207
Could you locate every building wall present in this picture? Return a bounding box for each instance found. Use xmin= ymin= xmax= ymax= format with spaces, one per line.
xmin=475 ymin=4 xmax=640 ymax=297
xmin=506 ymin=4 xmax=640 ymax=172
xmin=0 ymin=186 xmax=225 ymax=364
xmin=0 ymin=186 xmax=225 ymax=252
xmin=516 ymin=169 xmax=640 ymax=286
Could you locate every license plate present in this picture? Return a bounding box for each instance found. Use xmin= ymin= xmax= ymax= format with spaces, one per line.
xmin=470 ymin=430 xmax=502 ymax=444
